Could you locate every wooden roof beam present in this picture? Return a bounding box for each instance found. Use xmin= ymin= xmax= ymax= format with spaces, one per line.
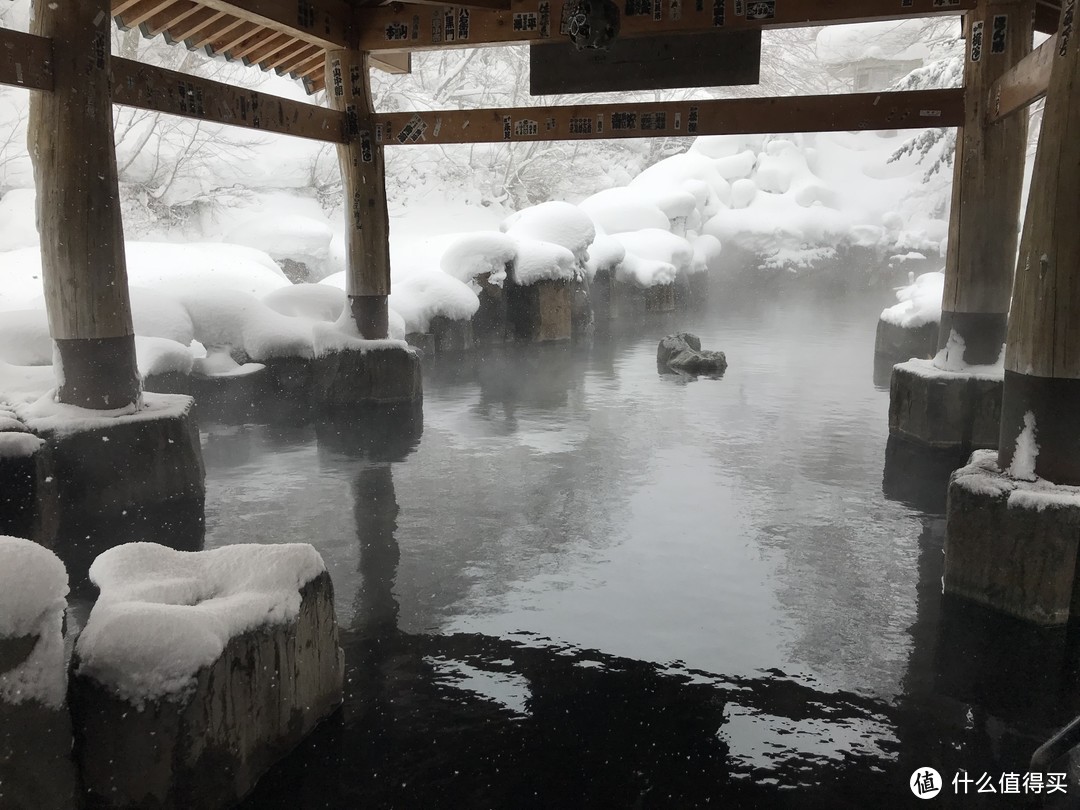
xmin=365 ymin=88 xmax=964 ymax=145
xmin=207 ymin=23 xmax=274 ymax=56
xmin=110 ymin=55 xmax=345 ymax=141
xmin=0 ymin=27 xmax=52 ymax=91
xmin=355 ymin=0 xmax=979 ymax=52
xmin=987 ymin=32 xmax=1057 ymax=124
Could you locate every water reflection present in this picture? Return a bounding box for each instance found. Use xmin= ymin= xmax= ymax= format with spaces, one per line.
xmin=192 ymin=286 xmax=1080 ymax=805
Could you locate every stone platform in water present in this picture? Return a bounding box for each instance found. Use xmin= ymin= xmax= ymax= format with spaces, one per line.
xmin=13 ymin=393 xmax=204 ymax=519
xmin=72 ymin=543 xmax=345 ymax=809
xmin=874 ymin=317 xmax=938 ymax=365
xmin=0 ymin=410 xmax=58 ymax=546
xmin=944 ymin=451 xmax=1080 ymax=625
xmin=889 ymin=359 xmax=1002 ymax=451
xmin=313 ymin=344 xmax=423 ymax=405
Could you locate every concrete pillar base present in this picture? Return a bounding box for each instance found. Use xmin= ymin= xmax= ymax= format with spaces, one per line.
xmin=889 ymin=360 xmax=1002 ymax=451
xmin=313 ymin=345 xmax=422 ymax=406
xmin=429 ymin=315 xmax=474 ymax=354
xmin=874 ymin=317 xmax=938 ymax=365
xmin=20 ymin=393 xmax=205 ymax=519
xmin=944 ymin=451 xmax=1080 ymax=625
xmin=507 ymin=279 xmax=572 ymax=343
xmin=73 ymin=572 xmax=344 ymax=808
xmin=881 ymin=434 xmax=969 ymax=513
xmin=472 ymin=271 xmax=509 ymax=346
xmin=644 ymin=282 xmax=675 ymax=313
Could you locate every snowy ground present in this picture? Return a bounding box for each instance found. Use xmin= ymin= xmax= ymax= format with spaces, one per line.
xmin=0 ymin=127 xmax=956 ymax=401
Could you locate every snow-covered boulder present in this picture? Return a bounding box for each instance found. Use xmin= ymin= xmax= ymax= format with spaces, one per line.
xmin=440 ymin=231 xmax=517 ymax=287
xmin=0 ymin=536 xmax=77 ymax=810
xmin=72 ymin=542 xmax=344 ymax=808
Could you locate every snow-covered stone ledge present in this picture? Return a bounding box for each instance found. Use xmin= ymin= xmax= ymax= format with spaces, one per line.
xmin=13 ymin=392 xmax=205 ymax=517
xmin=944 ymin=451 xmax=1080 ymax=625
xmin=0 ymin=536 xmax=78 ymax=810
xmin=71 ymin=542 xmax=345 ymax=809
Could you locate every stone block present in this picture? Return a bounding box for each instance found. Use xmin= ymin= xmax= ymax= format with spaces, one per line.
xmin=430 ymin=315 xmax=474 ymax=354
xmin=507 ymin=279 xmax=572 ymax=343
xmin=943 ymin=451 xmax=1080 ymax=625
xmin=0 ymin=432 xmax=58 ymax=547
xmin=73 ymin=569 xmax=344 ymax=809
xmin=589 ymin=269 xmax=614 ymax=325
xmin=644 ymin=282 xmax=675 ymax=313
xmin=472 ymin=271 xmax=509 ymax=346
xmin=23 ymin=394 xmax=205 ymax=518
xmin=889 ymin=360 xmax=1002 ymax=450
xmin=313 ymin=345 xmax=423 ymax=406
xmin=874 ymin=317 xmax=938 ymax=365
xmin=570 ymin=277 xmax=593 ymax=340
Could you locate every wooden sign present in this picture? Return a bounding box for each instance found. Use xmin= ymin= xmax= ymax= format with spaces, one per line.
xmin=530 ymin=30 xmax=760 ymax=94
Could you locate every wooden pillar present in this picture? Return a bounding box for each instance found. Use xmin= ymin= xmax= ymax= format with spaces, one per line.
xmin=324 ymin=51 xmax=391 ymax=340
xmin=938 ymin=0 xmax=1034 ymax=366
xmin=998 ymin=0 xmax=1080 ymax=484
xmin=27 ymin=0 xmax=140 ymax=409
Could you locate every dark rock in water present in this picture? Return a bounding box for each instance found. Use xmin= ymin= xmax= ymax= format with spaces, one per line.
xmin=657 ymin=333 xmax=727 ymax=376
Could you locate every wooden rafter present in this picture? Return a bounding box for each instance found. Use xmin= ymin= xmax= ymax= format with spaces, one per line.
xmin=239 ymin=32 xmax=296 ymax=63
xmin=124 ymin=0 xmax=181 ymax=28
xmin=203 ymin=20 xmax=263 ymax=53
xmin=167 ymin=8 xmax=229 ymax=42
xmin=265 ymin=41 xmax=318 ymax=72
xmin=987 ymin=33 xmax=1057 ymax=124
xmin=193 ymin=0 xmax=349 ymax=50
xmin=141 ymin=2 xmax=201 ymax=37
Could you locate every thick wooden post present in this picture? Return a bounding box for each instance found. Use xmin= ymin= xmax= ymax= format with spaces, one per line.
xmin=325 ymin=51 xmax=391 ymax=340
xmin=27 ymin=0 xmax=140 ymax=409
xmin=938 ymin=0 xmax=1033 ymax=366
xmin=998 ymin=0 xmax=1080 ymax=484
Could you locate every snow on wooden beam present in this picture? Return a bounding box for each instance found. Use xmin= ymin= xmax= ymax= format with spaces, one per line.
xmin=190 ymin=0 xmax=350 ymax=50
xmin=110 ymin=55 xmax=346 ymax=142
xmin=355 ymin=0 xmax=978 ymax=53
xmin=0 ymin=28 xmax=53 ymax=91
xmin=371 ymin=89 xmax=964 ymax=146
xmin=988 ymin=33 xmax=1057 ymax=123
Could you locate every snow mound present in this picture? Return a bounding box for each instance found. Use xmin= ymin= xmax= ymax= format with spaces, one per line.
xmin=440 ymin=232 xmax=517 ymax=286
xmin=178 ymin=288 xmax=315 ymax=361
xmin=224 ymin=214 xmax=333 ymax=270
xmin=75 ymin=542 xmax=326 ymax=705
xmin=0 ymin=189 xmax=39 ymax=252
xmin=613 ymin=229 xmax=693 ymax=286
xmin=0 ymin=535 xmax=69 ymax=708
xmin=584 ymin=229 xmax=626 ymax=279
xmin=125 ymin=242 xmax=290 ymax=299
xmin=130 ymin=287 xmax=196 ymax=345
xmin=880 ymin=271 xmax=945 ymax=328
xmin=0 ymin=309 xmax=51 ymax=366
xmin=389 ymin=269 xmax=480 ymax=333
xmin=578 ymin=189 xmax=670 ymax=235
xmin=262 ymin=283 xmax=345 ymax=322
xmin=135 ymin=335 xmax=195 ymax=378
xmin=513 ymin=239 xmax=578 ymax=286
xmin=501 ymin=201 xmax=595 ymax=263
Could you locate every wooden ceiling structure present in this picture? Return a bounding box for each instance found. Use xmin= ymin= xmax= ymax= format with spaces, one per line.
xmin=0 ymin=0 xmax=1065 ymax=146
